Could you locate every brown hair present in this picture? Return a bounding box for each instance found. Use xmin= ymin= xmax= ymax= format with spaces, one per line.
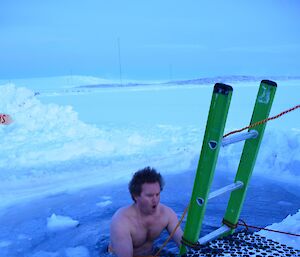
xmin=128 ymin=167 xmax=164 ymax=202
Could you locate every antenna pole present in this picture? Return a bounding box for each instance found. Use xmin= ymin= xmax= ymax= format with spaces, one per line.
xmin=117 ymin=38 xmax=123 ymax=85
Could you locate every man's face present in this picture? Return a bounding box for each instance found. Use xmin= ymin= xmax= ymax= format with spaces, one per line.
xmin=135 ymin=182 xmax=161 ymax=215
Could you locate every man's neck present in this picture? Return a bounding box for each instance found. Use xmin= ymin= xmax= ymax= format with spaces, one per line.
xmin=133 ymin=203 xmax=159 ymax=218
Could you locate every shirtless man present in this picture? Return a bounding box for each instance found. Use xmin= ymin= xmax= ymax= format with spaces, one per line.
xmin=109 ymin=167 xmax=183 ymax=257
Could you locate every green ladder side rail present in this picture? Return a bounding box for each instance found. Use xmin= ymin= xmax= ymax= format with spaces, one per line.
xmin=222 ymin=80 xmax=277 ymax=235
xmin=180 ymin=83 xmax=233 ymax=255
xmin=180 ymin=80 xmax=277 ymax=255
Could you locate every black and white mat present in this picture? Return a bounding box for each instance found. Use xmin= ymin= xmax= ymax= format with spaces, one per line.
xmin=182 ymin=231 xmax=300 ymax=257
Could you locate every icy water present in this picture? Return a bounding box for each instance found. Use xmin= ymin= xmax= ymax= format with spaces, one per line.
xmin=0 ymin=170 xmax=299 ymax=257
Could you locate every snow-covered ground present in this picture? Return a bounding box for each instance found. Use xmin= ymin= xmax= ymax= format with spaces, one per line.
xmin=0 ymin=76 xmax=299 ymax=256
xmin=257 ymin=210 xmax=300 ymax=250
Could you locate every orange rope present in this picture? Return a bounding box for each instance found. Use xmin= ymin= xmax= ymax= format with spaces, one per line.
xmin=153 ymin=205 xmax=189 ymax=257
xmin=223 ymin=104 xmax=300 ymax=138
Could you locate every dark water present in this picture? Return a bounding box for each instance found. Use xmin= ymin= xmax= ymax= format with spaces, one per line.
xmin=0 ymin=169 xmax=299 ymax=257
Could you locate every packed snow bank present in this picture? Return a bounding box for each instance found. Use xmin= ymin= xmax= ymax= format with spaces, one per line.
xmin=0 ymin=84 xmax=111 ymax=169
xmin=0 ymin=83 xmax=299 ymax=209
xmin=257 ymin=209 xmax=300 ymax=250
xmin=218 ymin=128 xmax=300 ymax=183
xmin=1 ymin=84 xmax=299 ymax=181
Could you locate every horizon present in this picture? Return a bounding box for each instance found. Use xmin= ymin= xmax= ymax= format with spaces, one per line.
xmin=2 ymin=73 xmax=300 ymax=83
xmin=2 ymin=74 xmax=300 ymax=92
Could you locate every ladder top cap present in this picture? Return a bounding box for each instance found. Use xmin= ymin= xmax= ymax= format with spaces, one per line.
xmin=214 ymin=83 xmax=233 ymax=95
xmin=261 ymin=80 xmax=277 ymax=87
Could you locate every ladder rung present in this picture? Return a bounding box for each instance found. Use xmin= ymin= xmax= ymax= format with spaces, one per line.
xmin=198 ymin=225 xmax=230 ymax=245
xmin=222 ymin=130 xmax=258 ymax=147
xmin=208 ymin=181 xmax=244 ymax=200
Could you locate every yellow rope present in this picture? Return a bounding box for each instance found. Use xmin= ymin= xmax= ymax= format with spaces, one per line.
xmin=153 ymin=205 xmax=189 ymax=257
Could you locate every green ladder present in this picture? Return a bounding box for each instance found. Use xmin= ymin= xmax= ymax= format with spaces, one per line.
xmin=180 ymin=80 xmax=277 ymax=255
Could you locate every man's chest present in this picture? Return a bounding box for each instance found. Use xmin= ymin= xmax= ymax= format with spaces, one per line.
xmin=131 ymin=217 xmax=168 ymax=246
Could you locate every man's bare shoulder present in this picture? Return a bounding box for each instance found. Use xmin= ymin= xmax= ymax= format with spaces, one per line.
xmin=111 ymin=205 xmax=136 ymax=224
xmin=110 ymin=205 xmax=136 ymax=256
xmin=159 ymin=203 xmax=176 ymax=215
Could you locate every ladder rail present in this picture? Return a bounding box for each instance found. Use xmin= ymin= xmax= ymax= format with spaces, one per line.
xmin=223 ymin=80 xmax=277 ymax=236
xmin=179 ymin=83 xmax=233 ymax=255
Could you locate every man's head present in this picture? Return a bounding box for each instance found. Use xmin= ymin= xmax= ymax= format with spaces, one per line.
xmin=129 ymin=167 xmax=164 ymax=203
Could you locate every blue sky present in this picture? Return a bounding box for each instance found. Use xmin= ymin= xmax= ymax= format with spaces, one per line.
xmin=1 ymin=0 xmax=300 ymax=80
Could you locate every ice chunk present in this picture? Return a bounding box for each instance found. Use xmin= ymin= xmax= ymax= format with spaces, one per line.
xmin=96 ymin=200 xmax=112 ymax=207
xmin=0 ymin=240 xmax=12 ymax=248
xmin=47 ymin=213 xmax=79 ymax=232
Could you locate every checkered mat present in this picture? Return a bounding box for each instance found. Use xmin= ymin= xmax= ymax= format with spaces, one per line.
xmin=182 ymin=231 xmax=300 ymax=257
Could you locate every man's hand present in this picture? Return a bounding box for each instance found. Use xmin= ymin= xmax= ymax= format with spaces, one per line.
xmin=166 ymin=207 xmax=183 ymax=247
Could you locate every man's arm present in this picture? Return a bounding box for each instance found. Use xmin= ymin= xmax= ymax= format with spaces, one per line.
xmin=110 ymin=212 xmax=133 ymax=257
xmin=166 ymin=207 xmax=183 ymax=247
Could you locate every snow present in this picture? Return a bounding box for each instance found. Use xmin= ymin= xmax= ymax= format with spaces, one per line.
xmin=47 ymin=214 xmax=79 ymax=232
xmin=0 ymin=75 xmax=299 ymax=255
xmin=257 ymin=209 xmax=300 ymax=250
